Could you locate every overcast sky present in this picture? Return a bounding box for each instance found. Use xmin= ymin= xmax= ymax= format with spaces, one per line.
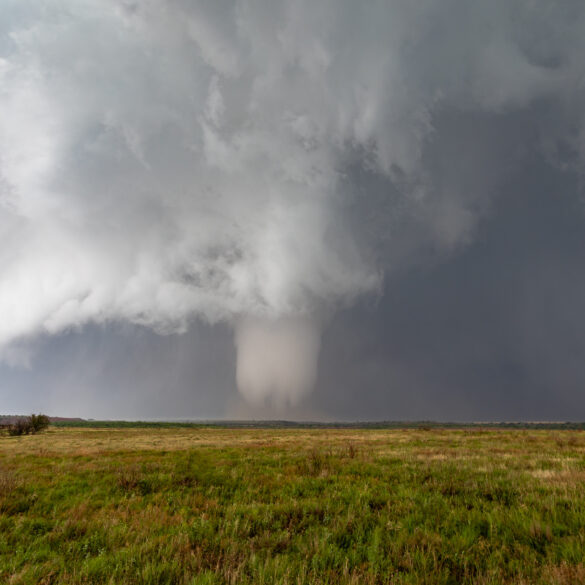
xmin=2 ymin=0 xmax=585 ymax=420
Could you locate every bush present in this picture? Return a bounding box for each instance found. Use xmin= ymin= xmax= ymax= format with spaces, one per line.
xmin=30 ymin=414 xmax=50 ymax=433
xmin=8 ymin=414 xmax=50 ymax=436
xmin=8 ymin=418 xmax=32 ymax=436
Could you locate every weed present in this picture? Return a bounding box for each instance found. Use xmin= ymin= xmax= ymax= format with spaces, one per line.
xmin=346 ymin=442 xmax=358 ymax=459
xmin=116 ymin=465 xmax=142 ymax=491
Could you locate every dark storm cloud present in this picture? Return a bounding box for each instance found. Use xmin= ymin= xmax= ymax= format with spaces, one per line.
xmin=316 ymin=134 xmax=585 ymax=421
xmin=0 ymin=323 xmax=237 ymax=419
xmin=1 ymin=0 xmax=585 ymax=417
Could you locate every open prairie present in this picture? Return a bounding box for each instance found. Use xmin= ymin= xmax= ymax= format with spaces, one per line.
xmin=1 ymin=426 xmax=585 ymax=584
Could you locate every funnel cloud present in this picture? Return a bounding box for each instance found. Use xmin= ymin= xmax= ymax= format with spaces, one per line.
xmin=2 ymin=1 xmax=585 ymax=416
xmin=235 ymin=316 xmax=321 ymax=407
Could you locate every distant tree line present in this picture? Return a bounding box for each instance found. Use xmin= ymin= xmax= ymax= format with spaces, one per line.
xmin=4 ymin=414 xmax=50 ymax=436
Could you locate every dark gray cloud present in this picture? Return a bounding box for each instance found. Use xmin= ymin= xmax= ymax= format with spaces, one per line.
xmin=0 ymin=323 xmax=236 ymax=419
xmin=317 ymin=143 xmax=585 ymax=421
xmin=1 ymin=1 xmax=585 ymax=418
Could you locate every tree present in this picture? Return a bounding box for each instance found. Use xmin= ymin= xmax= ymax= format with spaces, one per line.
xmin=7 ymin=414 xmax=50 ymax=436
xmin=29 ymin=414 xmax=50 ymax=433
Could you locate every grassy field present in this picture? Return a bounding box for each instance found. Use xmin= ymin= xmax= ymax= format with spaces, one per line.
xmin=1 ymin=426 xmax=585 ymax=584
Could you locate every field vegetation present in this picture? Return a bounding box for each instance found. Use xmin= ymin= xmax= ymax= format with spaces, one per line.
xmin=1 ymin=426 xmax=585 ymax=584
xmin=3 ymin=415 xmax=51 ymax=437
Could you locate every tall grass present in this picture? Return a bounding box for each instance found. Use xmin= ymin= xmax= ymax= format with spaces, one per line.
xmin=1 ymin=427 xmax=585 ymax=584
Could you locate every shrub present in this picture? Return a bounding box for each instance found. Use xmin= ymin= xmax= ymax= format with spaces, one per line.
xmin=7 ymin=414 xmax=50 ymax=436
xmin=30 ymin=414 xmax=50 ymax=433
xmin=8 ymin=418 xmax=32 ymax=436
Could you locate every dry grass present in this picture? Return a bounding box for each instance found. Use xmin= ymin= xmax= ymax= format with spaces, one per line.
xmin=0 ymin=470 xmax=20 ymax=496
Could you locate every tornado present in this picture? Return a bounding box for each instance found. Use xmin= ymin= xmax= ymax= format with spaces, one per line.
xmin=235 ymin=316 xmax=322 ymax=408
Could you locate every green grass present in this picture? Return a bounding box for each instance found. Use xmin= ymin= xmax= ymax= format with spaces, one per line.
xmin=1 ymin=427 xmax=585 ymax=584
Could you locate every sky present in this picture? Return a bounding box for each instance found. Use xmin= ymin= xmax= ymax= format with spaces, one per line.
xmin=1 ymin=0 xmax=585 ymax=420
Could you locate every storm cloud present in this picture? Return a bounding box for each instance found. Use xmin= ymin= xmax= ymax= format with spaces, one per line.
xmin=1 ymin=0 xmax=585 ymax=416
